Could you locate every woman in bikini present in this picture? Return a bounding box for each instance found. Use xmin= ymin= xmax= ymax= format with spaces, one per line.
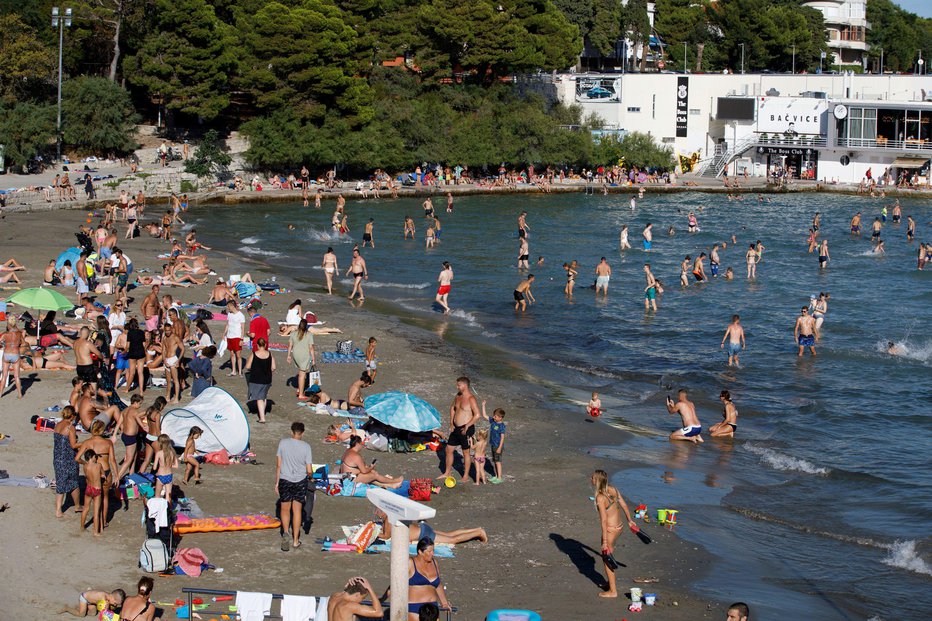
xmin=121 ymin=577 xmax=156 ymax=621
xmin=591 ymin=469 xmax=636 ymax=599
xmin=384 ymin=538 xmax=452 ymax=621
xmin=564 ymin=261 xmax=577 ymax=296
xmin=710 ymin=390 xmax=739 ymax=437
xmin=745 ymin=244 xmax=758 ymax=279
xmin=308 ymin=386 xmax=349 ymax=410
xmin=161 ymin=327 xmax=183 ymax=403
xmin=322 ymin=247 xmax=339 ymax=295
xmin=77 ymin=420 xmax=116 ymax=528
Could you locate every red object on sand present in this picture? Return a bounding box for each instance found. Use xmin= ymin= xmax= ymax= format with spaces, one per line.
xmin=588 ymin=408 xmax=601 ymax=418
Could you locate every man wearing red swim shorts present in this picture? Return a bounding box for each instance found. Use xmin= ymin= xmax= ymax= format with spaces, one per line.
xmin=435 ymin=261 xmax=453 ymax=314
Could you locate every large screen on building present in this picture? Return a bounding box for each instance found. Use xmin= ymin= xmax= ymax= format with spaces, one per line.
xmin=756 ymin=97 xmax=827 ymax=135
xmin=717 ymin=98 xmax=755 ymax=121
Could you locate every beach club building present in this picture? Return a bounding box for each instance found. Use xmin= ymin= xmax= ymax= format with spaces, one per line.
xmin=556 ymin=72 xmax=932 ymax=184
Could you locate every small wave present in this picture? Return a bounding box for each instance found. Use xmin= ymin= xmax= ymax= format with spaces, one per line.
xmin=481 ymin=331 xmax=501 ymax=339
xmin=339 ymin=279 xmax=431 ymax=290
xmin=448 ymin=309 xmax=479 ymax=325
xmin=238 ymin=246 xmax=282 ymax=258
xmin=744 ymin=443 xmax=829 ymax=475
xmin=240 ymin=236 xmax=260 ymax=244
xmin=882 ymin=540 xmax=932 ymax=577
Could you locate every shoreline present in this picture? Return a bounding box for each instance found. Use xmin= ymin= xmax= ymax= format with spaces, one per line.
xmin=0 ymin=204 xmax=721 ymax=619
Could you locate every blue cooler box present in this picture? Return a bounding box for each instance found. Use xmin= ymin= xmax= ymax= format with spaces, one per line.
xmin=487 ymin=611 xmax=542 ymax=621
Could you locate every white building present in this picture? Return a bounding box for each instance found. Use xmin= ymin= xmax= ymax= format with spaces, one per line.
xmin=557 ymin=72 xmax=932 ymax=184
xmin=803 ymin=0 xmax=870 ymax=69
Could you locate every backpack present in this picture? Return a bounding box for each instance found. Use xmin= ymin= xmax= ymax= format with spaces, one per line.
xmin=336 ymin=339 xmax=354 ymax=355
xmin=139 ymin=538 xmax=170 ymax=573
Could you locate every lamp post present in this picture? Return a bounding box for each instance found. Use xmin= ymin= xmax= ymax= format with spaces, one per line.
xmin=740 ymin=43 xmax=745 ymax=74
xmin=684 ymin=42 xmax=687 ymax=73
xmin=918 ymin=51 xmax=924 ymax=76
xmin=51 ymin=7 xmax=72 ymax=164
xmin=879 ymin=48 xmax=884 ymax=74
xmin=792 ymin=44 xmax=796 ymax=74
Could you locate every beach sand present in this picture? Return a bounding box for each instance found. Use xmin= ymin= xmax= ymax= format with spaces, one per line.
xmin=0 ymin=206 xmax=718 ymax=620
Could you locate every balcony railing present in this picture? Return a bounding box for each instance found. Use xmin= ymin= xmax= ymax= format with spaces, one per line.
xmin=838 ymin=137 xmax=932 ymax=152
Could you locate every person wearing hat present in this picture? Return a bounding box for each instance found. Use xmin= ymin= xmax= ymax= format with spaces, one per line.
xmin=247 ymin=300 xmax=270 ymax=349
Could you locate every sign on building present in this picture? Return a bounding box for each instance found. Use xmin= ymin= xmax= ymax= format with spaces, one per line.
xmin=675 ymin=77 xmax=689 ymax=137
xmin=756 ymin=97 xmax=827 ymax=135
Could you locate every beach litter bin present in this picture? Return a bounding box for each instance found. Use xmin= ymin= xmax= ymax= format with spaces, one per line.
xmin=487 ymin=611 xmax=542 ymax=621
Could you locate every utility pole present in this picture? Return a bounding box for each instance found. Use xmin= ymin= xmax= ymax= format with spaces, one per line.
xmin=684 ymin=42 xmax=687 ymax=73
xmin=879 ymin=48 xmax=884 ymax=74
xmin=52 ymin=7 xmax=72 ymax=163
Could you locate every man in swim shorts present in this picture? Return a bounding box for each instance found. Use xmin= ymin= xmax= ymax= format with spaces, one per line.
xmin=665 ymin=388 xmax=703 ymax=443
xmin=362 ymin=218 xmax=375 ymax=248
xmin=435 ymin=261 xmax=453 ymax=314
xmin=720 ymin=314 xmax=746 ymax=367
xmin=642 ymin=223 xmax=653 ymax=251
xmin=595 ymin=257 xmax=611 ymax=295
xmin=794 ymin=306 xmax=817 ymax=357
xmin=513 ymin=274 xmax=535 ymax=311
xmin=850 ymin=212 xmax=861 ymax=235
xmin=438 ymin=376 xmax=481 ymax=482
xmin=643 ymin=264 xmax=658 ymax=312
xmin=141 ymin=285 xmax=161 ymax=332
xmin=870 ymin=217 xmax=882 ymax=242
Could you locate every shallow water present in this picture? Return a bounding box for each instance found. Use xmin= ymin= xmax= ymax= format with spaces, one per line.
xmin=192 ymin=191 xmax=931 ymax=620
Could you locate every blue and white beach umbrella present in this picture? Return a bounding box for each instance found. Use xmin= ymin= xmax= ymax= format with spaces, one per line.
xmin=363 ymin=391 xmax=442 ymax=432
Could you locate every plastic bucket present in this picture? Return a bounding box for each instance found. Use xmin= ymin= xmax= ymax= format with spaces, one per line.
xmin=630 ymin=587 xmax=642 ymax=603
xmin=645 ymin=593 xmax=656 ymax=606
xmin=657 ymin=509 xmax=668 ymax=523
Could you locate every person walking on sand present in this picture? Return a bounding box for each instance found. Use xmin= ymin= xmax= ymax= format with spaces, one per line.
xmin=436 ymin=261 xmax=453 ymax=314
xmin=275 ymin=421 xmax=314 ymax=551
xmin=721 ymin=315 xmax=746 ymax=367
xmin=513 ymin=274 xmax=536 ymax=311
xmin=665 ymin=388 xmax=703 ymax=443
xmin=642 ymin=223 xmax=653 ymax=252
xmin=591 ymin=469 xmax=636 ymax=598
xmin=794 ymin=306 xmax=817 ymax=357
xmin=346 ymin=248 xmax=368 ymax=301
xmin=595 ymin=257 xmax=611 ymax=295
xmin=709 ymin=390 xmax=739 ymax=437
xmin=322 ymin=247 xmax=339 ymax=295
xmin=438 ymin=376 xmax=481 ymax=482
xmin=643 ymin=264 xmax=658 ymax=312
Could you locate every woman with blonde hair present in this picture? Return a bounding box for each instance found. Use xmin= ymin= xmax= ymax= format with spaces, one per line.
xmin=591 ymin=469 xmax=636 ymax=598
xmin=153 ymin=434 xmax=177 ymax=499
xmin=287 ymin=319 xmax=316 ymax=400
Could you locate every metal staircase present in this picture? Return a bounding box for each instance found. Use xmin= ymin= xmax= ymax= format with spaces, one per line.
xmin=696 ymin=137 xmax=759 ymax=178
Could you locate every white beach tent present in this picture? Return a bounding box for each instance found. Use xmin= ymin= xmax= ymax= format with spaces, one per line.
xmin=160 ymin=387 xmax=250 ymax=454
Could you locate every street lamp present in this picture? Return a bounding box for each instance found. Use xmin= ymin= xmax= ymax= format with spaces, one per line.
xmin=684 ymin=42 xmax=688 ymax=73
xmin=918 ymin=51 xmax=925 ymax=76
xmin=792 ymin=44 xmax=796 ymax=74
xmin=740 ymin=43 xmax=745 ymax=74
xmin=51 ymin=7 xmax=72 ymax=163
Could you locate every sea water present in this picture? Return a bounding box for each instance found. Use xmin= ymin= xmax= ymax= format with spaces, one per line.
xmin=191 ymin=191 xmax=931 ymax=620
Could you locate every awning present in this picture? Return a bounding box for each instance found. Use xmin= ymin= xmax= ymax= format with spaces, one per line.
xmin=892 ymin=157 xmax=929 ymax=169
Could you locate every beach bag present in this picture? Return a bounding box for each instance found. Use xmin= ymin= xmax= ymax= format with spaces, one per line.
xmin=304 ymin=311 xmax=317 ymax=324
xmin=409 ymin=478 xmax=432 ymax=502
xmin=139 ymin=538 xmax=170 ymax=572
xmin=348 ymin=521 xmax=381 ymax=551
xmin=194 ymin=308 xmax=213 ymax=322
xmin=308 ymin=365 xmax=321 ymax=387
xmin=204 ymin=449 xmax=230 ymax=465
xmin=336 ymin=340 xmax=353 ymax=355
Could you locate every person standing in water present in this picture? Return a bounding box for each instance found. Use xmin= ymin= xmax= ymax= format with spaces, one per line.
xmin=680 ymin=255 xmax=691 ymax=287
xmin=590 ymin=469 xmax=636 ymax=599
xmin=446 ymin=192 xmax=454 ymax=213
xmin=517 ymin=236 xmax=530 ymax=270
xmin=564 ymin=260 xmax=578 ymax=297
xmin=720 ymin=314 xmax=746 ymax=367
xmin=619 ymin=225 xmax=631 ymax=250
xmin=322 ymin=247 xmax=339 ymax=295
xmin=595 ymin=257 xmax=612 ymax=295
xmin=710 ymin=243 xmax=721 ymax=278
xmin=423 ymin=197 xmax=434 ymax=218
xmin=812 ymin=211 xmax=821 ymax=232
xmin=665 ymin=388 xmax=703 ymax=443
xmin=693 ymin=253 xmax=708 ymax=282
xmin=642 ymin=223 xmax=653 ymax=252
xmin=745 ymin=244 xmax=757 ymax=279
xmin=818 ymin=239 xmax=830 ymax=270
xmin=513 ymin=274 xmax=536 ymax=311
xmin=346 ymin=249 xmax=368 ymax=301
xmin=517 ymin=211 xmax=530 ymax=240
xmin=404 ymin=215 xmax=416 ymax=239
xmin=794 ymin=306 xmax=817 ymax=357
xmin=436 ymin=262 xmax=453 ymax=314
xmin=850 ymin=211 xmax=862 ymax=236
xmin=362 ymin=218 xmax=375 ymax=248
xmin=643 ymin=264 xmax=658 ymax=312
xmin=906 ymin=215 xmax=915 ymax=241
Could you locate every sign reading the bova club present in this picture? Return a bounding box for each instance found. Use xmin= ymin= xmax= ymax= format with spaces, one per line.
xmin=676 ymin=77 xmax=689 ymax=138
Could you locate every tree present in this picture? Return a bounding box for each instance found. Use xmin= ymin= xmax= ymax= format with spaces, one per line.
xmin=123 ymin=0 xmax=238 ymax=121
xmin=655 ymin=0 xmax=719 ymax=72
xmin=235 ymin=0 xmax=372 ymax=124
xmin=867 ymin=0 xmax=929 ymax=72
xmin=184 ymin=130 xmax=232 ymax=178
xmin=0 ymin=102 xmax=56 ymax=168
xmin=594 ymin=131 xmax=674 ymax=169
xmin=62 ymin=77 xmax=138 ymax=154
xmin=621 ymin=0 xmax=651 ymax=72
xmin=0 ymin=14 xmax=55 ymax=102
xmin=588 ymin=0 xmax=622 ymax=58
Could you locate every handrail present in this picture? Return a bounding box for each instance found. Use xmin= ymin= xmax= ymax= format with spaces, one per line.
xmin=837 ymin=137 xmax=932 ymax=152
xmin=180 ymin=587 xmax=456 ymax=621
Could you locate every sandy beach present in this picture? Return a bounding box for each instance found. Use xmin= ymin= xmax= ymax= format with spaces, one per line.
xmin=0 ymin=204 xmax=721 ymax=620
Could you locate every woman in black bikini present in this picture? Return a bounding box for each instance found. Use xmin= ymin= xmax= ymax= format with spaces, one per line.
xmin=710 ymin=390 xmax=739 ymax=437
xmin=121 ymin=577 xmax=155 ymax=621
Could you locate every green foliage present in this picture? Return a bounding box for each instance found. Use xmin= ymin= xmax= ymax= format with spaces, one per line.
xmin=621 ymin=0 xmax=651 ymax=71
xmin=184 ymin=130 xmax=232 ymax=178
xmin=0 ymin=13 xmax=55 ymax=102
xmin=180 ymin=179 xmax=198 ymax=193
xmin=62 ymin=77 xmax=139 ymax=154
xmin=867 ymin=0 xmax=932 ymax=72
xmin=0 ymin=102 xmax=56 ymax=168
xmin=655 ymin=0 xmax=720 ymax=71
xmin=123 ymin=0 xmax=237 ymax=120
xmin=594 ymin=132 xmax=675 ymax=170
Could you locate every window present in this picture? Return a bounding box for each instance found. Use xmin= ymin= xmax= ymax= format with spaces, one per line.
xmin=627 ymin=107 xmax=641 ymax=113
xmin=846 ymin=107 xmax=877 ymax=142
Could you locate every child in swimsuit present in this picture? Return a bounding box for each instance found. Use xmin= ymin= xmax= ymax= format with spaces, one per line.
xmin=182 ymin=426 xmax=204 ymax=485
xmin=78 ymin=449 xmax=105 ymax=536
xmin=472 ymin=428 xmax=489 ymax=485
xmin=153 ymin=434 xmax=177 ymax=499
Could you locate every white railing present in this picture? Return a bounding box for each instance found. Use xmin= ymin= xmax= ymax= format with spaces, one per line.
xmin=838 ymin=137 xmax=932 ymax=152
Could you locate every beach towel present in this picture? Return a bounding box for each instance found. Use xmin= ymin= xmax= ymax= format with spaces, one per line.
xmin=175 ymin=497 xmax=205 ymax=519
xmin=281 ymin=595 xmax=317 ymax=621
xmin=146 ymin=497 xmax=169 ymax=533
xmin=315 ymin=597 xmax=329 ymax=621
xmin=235 ymin=592 xmax=272 ymax=621
xmin=0 ymin=475 xmax=43 ymax=488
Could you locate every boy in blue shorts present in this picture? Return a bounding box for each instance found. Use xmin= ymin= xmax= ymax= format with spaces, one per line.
xmin=489 ymin=409 xmax=507 ymax=484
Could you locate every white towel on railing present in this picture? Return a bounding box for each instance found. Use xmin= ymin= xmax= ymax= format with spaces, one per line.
xmin=235 ymin=591 xmax=272 ymax=621
xmin=314 ymin=596 xmax=329 ymax=621
xmin=281 ymin=595 xmax=316 ymax=621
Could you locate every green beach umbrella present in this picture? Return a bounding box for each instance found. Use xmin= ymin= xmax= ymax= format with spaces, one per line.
xmin=6 ymin=287 xmax=74 ymax=337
